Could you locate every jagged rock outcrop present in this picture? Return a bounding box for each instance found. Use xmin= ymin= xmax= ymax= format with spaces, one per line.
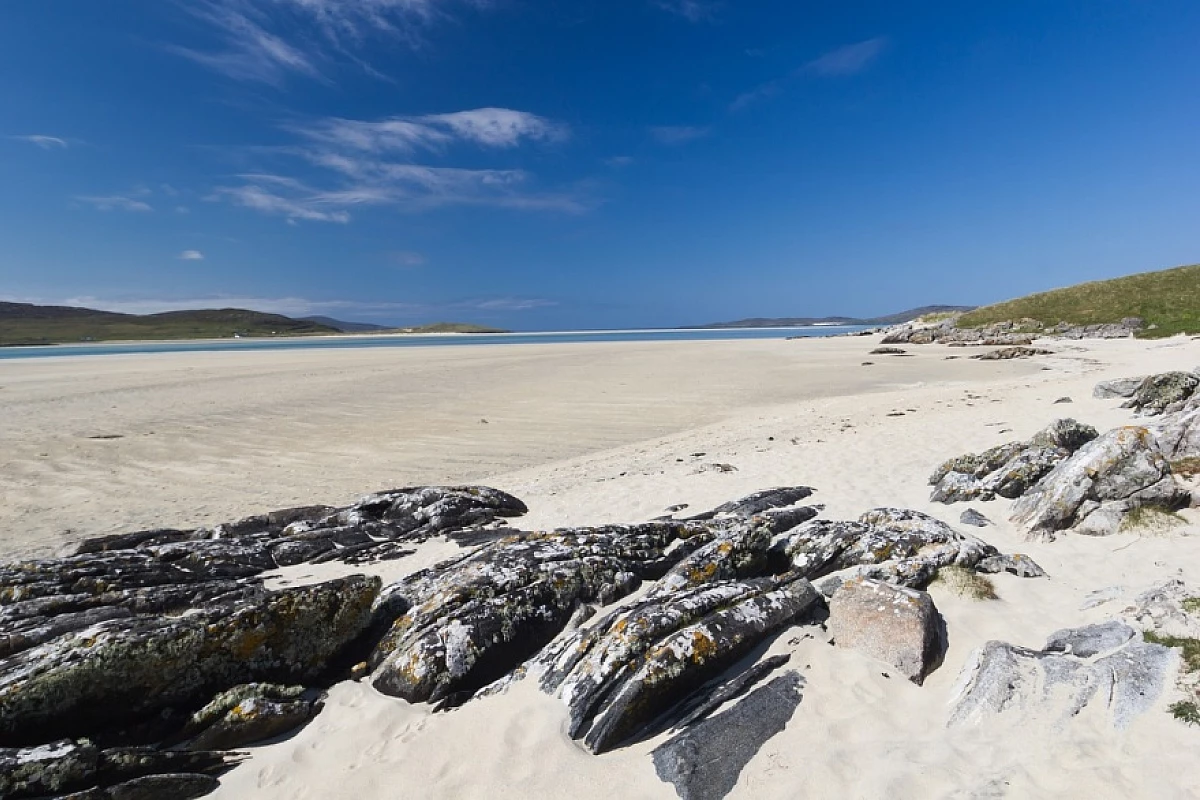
xmin=74 ymin=485 xmax=529 ymax=568
xmin=1121 ymin=372 xmax=1200 ymax=416
xmin=539 ymin=575 xmax=821 ymax=753
xmin=179 ymin=684 xmax=324 ymax=750
xmin=770 ymin=508 xmax=1011 ymax=592
xmin=948 ymin=621 xmax=1174 ymax=730
xmin=970 ymin=346 xmax=1054 ymax=360
xmin=881 ymin=316 xmax=1141 ymax=346
xmin=929 ymin=419 xmax=1099 ymax=503
xmin=828 ymin=578 xmax=944 ymax=684
xmin=0 ymin=739 xmax=235 ymax=800
xmin=0 ymin=576 xmax=379 ymax=745
xmin=975 ymin=554 xmax=1046 ymax=578
xmin=1011 ymin=426 xmax=1189 ymax=539
xmin=651 ymin=671 xmax=804 ymax=800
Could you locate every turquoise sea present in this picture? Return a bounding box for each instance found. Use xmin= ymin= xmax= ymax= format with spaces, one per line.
xmin=0 ymin=325 xmax=871 ymax=360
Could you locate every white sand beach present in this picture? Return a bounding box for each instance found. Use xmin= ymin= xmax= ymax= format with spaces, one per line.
xmin=4 ymin=334 xmax=1200 ymax=798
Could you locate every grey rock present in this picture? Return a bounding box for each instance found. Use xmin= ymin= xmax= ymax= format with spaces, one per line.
xmin=929 ymin=419 xmax=1098 ymax=504
xmin=180 ymin=683 xmax=323 ymax=750
xmin=970 ymin=347 xmax=1054 ymax=360
xmin=828 ymin=578 xmax=944 ymax=684
xmin=581 ymin=577 xmax=819 ymax=753
xmin=1044 ymin=620 xmax=1135 ymax=658
xmin=0 ymin=576 xmax=380 ymax=745
xmin=1151 ymin=399 xmax=1200 ymax=460
xmin=1011 ymin=426 xmax=1189 ymax=539
xmin=1122 ymin=372 xmax=1200 ymax=416
xmin=959 ymin=508 xmax=991 ymax=527
xmin=771 ymin=508 xmax=1000 ymax=590
xmin=949 ymin=623 xmax=1175 ymax=730
xmin=1123 ymin=579 xmax=1200 ymax=639
xmin=651 ymin=672 xmax=804 ymax=800
xmin=1054 ymin=396 xmax=1073 ymax=404
xmin=370 ymin=521 xmax=712 ymax=705
xmin=1093 ymin=377 xmax=1145 ymax=399
xmin=975 ymin=554 xmax=1046 ymax=578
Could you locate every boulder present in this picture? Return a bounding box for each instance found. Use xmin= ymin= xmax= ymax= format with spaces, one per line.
xmin=651 ymin=672 xmax=804 ymax=800
xmin=949 ymin=622 xmax=1175 ymax=730
xmin=1011 ymin=426 xmax=1189 ymax=539
xmin=975 ymin=554 xmax=1046 ymax=578
xmin=1122 ymin=372 xmax=1200 ymax=416
xmin=828 ymin=578 xmax=944 ymax=684
xmin=1151 ymin=399 xmax=1200 ymax=460
xmin=1093 ymin=376 xmax=1145 ymax=399
xmin=180 ymin=683 xmax=323 ymax=750
xmin=959 ymin=508 xmax=991 ymax=527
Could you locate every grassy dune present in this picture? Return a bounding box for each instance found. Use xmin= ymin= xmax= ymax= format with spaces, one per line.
xmin=958 ymin=263 xmax=1200 ymax=338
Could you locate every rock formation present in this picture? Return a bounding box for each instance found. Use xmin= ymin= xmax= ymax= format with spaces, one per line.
xmin=929 ymin=419 xmax=1098 ymax=504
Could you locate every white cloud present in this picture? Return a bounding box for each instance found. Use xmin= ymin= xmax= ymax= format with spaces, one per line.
xmin=654 ymin=1 xmax=718 ymax=23
xmin=76 ymin=195 xmax=154 ymax=212
xmin=174 ymin=0 xmax=489 ymax=84
xmin=650 ymin=125 xmax=710 ymax=145
xmin=179 ymin=250 xmax=205 ymax=260
xmin=11 ymin=135 xmax=68 ymax=149
xmin=805 ymin=37 xmax=888 ymax=77
xmin=211 ymin=108 xmax=587 ymax=222
xmin=294 ymin=108 xmax=567 ymax=154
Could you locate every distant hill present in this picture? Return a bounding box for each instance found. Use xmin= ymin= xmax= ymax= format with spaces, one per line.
xmin=301 ymin=315 xmax=390 ymax=333
xmin=397 ymin=322 xmax=510 ymax=334
xmin=689 ymin=305 xmax=974 ymax=329
xmin=0 ymin=302 xmax=338 ymax=345
xmin=957 ymin=263 xmax=1200 ymax=338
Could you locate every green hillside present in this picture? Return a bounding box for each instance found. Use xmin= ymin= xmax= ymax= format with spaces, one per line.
xmin=0 ymin=302 xmax=338 ymax=345
xmin=957 ymin=263 xmax=1200 ymax=338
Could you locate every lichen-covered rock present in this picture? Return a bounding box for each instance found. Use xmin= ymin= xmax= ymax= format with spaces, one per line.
xmin=580 ymin=577 xmax=820 ymax=753
xmin=948 ymin=622 xmax=1174 ymax=730
xmin=180 ymin=683 xmax=323 ymax=750
xmin=1011 ymin=426 xmax=1189 ymax=539
xmin=651 ymin=672 xmax=804 ymax=800
xmin=0 ymin=740 xmax=234 ymax=800
xmin=1093 ymin=376 xmax=1145 ymax=399
xmin=369 ymin=522 xmax=710 ymax=705
xmin=970 ymin=346 xmax=1054 ymax=360
xmin=539 ymin=578 xmax=789 ymax=739
xmin=1123 ymin=579 xmax=1200 ymax=640
xmin=828 ymin=578 xmax=943 ymax=684
xmin=649 ymin=525 xmax=773 ymax=597
xmin=771 ymin=508 xmax=1000 ymax=590
xmin=929 ymin=419 xmax=1098 ymax=503
xmin=975 ymin=554 xmax=1046 ymax=578
xmin=69 ymin=486 xmax=528 ymax=570
xmin=682 ymin=486 xmax=816 ymax=522
xmin=0 ymin=576 xmax=379 ymax=745
xmin=1121 ymin=372 xmax=1200 ymax=416
xmin=1151 ymin=399 xmax=1200 ymax=460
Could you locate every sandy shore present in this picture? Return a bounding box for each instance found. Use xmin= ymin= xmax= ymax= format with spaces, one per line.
xmin=4 ymin=334 xmax=1200 ymax=798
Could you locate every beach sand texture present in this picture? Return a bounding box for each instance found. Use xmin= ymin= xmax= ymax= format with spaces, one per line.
xmin=3 ymin=334 xmax=1200 ymax=798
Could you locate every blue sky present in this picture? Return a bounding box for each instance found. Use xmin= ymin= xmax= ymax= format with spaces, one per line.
xmin=2 ymin=1 xmax=1199 ymax=329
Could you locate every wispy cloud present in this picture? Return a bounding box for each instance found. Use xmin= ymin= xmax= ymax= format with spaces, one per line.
xmin=805 ymin=37 xmax=888 ymax=77
xmin=654 ymin=0 xmax=719 ymax=23
xmin=605 ymin=155 xmax=634 ymax=167
xmin=650 ymin=125 xmax=710 ymax=145
xmin=178 ymin=250 xmax=205 ymax=260
xmin=212 ymin=108 xmax=588 ymax=222
xmin=11 ymin=134 xmax=69 ymax=150
xmin=730 ymin=36 xmax=890 ymax=112
xmin=294 ymin=108 xmax=568 ymax=154
xmin=387 ymin=250 xmax=426 ymax=267
xmin=75 ymin=195 xmax=154 ymax=212
xmin=174 ymin=0 xmax=490 ymax=84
